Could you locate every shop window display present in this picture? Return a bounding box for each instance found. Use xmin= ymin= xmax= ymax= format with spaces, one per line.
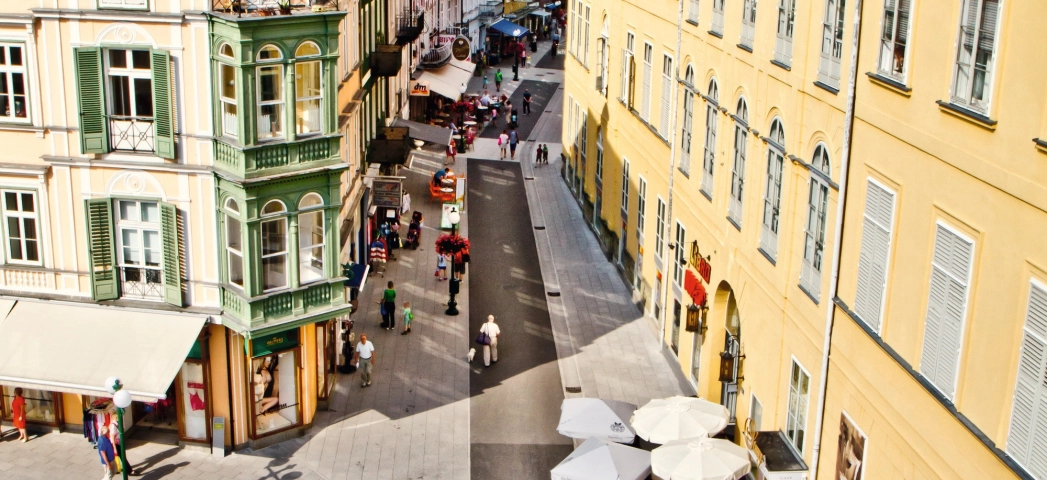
xmin=2 ymin=387 xmax=56 ymax=424
xmin=252 ymin=351 xmax=299 ymax=434
xmin=180 ymin=362 xmax=208 ymax=440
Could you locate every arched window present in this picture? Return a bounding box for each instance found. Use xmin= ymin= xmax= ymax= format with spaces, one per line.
xmin=680 ymin=64 xmax=695 ymax=174
xmin=701 ymin=77 xmax=719 ymax=195
xmin=224 ymin=198 xmax=243 ymax=287
xmin=219 ymin=43 xmax=235 ymax=59
xmin=761 ymin=118 xmax=786 ymax=258
xmin=801 ymin=144 xmax=832 ymax=297
xmin=257 ymin=46 xmax=284 ymax=140
xmin=298 ymin=193 xmax=325 ymax=283
xmin=295 ymin=43 xmax=323 ymax=135
xmin=218 ymin=44 xmax=238 ymax=138
xmin=729 ymin=97 xmax=749 ymax=223
xmin=260 ymin=200 xmax=287 ymax=291
xmin=257 ymin=44 xmax=282 ymax=61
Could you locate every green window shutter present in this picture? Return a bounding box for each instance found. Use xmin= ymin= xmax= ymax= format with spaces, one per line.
xmin=159 ymin=202 xmax=184 ymax=306
xmin=84 ymin=199 xmax=117 ymax=300
xmin=74 ymin=47 xmax=108 ymax=154
xmin=151 ymin=50 xmax=176 ymax=160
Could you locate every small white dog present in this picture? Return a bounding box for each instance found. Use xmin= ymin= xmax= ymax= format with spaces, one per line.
xmin=467 ymin=348 xmax=476 ymax=362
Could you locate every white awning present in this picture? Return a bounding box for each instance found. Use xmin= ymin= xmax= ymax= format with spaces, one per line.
xmin=416 ymin=59 xmax=478 ymax=101
xmin=0 ymin=300 xmax=208 ymax=402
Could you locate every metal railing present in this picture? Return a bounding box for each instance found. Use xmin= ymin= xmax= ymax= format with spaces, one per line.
xmin=478 ymin=0 xmax=503 ymax=19
xmin=420 ymin=42 xmax=452 ymax=68
xmin=109 ymin=116 xmax=155 ymax=153
xmin=120 ymin=266 xmax=163 ymax=300
xmin=210 ymin=0 xmax=322 ymax=15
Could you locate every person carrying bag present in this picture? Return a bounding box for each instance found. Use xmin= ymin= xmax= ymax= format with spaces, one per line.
xmin=475 ymin=315 xmax=501 ymax=367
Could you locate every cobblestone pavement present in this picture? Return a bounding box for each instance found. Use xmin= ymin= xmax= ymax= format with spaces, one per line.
xmin=0 ymin=39 xmax=688 ymax=480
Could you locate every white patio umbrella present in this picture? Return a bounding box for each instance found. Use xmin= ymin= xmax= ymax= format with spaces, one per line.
xmin=630 ymin=396 xmax=729 ymax=444
xmin=651 ymin=437 xmax=750 ymax=480
xmin=551 ymin=436 xmax=652 ymax=480
xmin=557 ymin=398 xmax=638 ymax=444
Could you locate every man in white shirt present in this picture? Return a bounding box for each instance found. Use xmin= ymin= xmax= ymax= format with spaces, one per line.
xmin=481 ymin=315 xmax=501 ymax=367
xmin=353 ymin=334 xmax=376 ymax=387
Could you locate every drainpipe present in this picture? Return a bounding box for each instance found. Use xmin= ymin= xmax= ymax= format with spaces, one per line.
xmin=810 ymin=0 xmax=862 ymax=477
xmin=658 ymin=0 xmax=685 ymax=342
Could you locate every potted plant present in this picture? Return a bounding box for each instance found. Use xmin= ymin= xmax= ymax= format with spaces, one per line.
xmin=277 ymin=0 xmax=293 ymax=15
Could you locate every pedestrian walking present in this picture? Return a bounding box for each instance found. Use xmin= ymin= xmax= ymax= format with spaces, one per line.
xmin=542 ymin=144 xmax=550 ymax=164
xmin=97 ymin=426 xmax=117 ymax=479
xmin=509 ymin=128 xmax=519 ymax=159
xmin=445 ymin=142 xmax=457 ymax=165
xmin=499 ymin=130 xmax=509 ymax=158
xmin=436 ymin=252 xmax=448 ymax=280
xmin=354 ymin=334 xmax=376 ymax=387
xmin=11 ymin=387 xmax=27 ymax=442
xmin=495 ymin=69 xmax=503 ymax=91
xmin=400 ymin=302 xmax=414 ymax=335
xmin=536 ymin=144 xmax=543 ymax=166
xmin=483 ymin=75 xmax=488 ymax=89
xmin=377 ymin=281 xmax=396 ymax=330
xmin=479 ymin=315 xmax=501 ymax=367
xmin=523 ymin=88 xmax=532 ymax=115
xmin=490 ymin=106 xmax=498 ymax=126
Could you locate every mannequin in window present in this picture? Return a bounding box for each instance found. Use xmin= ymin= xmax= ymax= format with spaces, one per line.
xmin=254 ymin=357 xmax=279 ymax=414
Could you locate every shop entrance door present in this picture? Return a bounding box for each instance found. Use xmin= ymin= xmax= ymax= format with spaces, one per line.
xmin=133 ymin=384 xmax=178 ymax=434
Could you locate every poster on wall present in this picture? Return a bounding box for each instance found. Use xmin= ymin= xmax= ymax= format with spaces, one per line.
xmin=372 ymin=179 xmax=403 ymax=209
xmin=835 ymin=413 xmax=867 ymax=480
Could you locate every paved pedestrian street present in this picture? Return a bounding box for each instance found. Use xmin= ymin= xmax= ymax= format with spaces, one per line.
xmin=0 ymin=40 xmax=687 ymax=480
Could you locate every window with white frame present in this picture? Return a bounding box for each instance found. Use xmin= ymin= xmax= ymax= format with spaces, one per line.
xmin=655 ymin=197 xmax=666 ymax=259
xmin=621 ymin=32 xmax=636 ymax=105
xmin=2 ymin=190 xmax=39 ymax=264
xmin=673 ymin=222 xmax=686 ymax=287
xmin=689 ymin=0 xmax=700 ymax=23
xmin=920 ymin=222 xmax=974 ymax=400
xmin=574 ymin=1 xmax=584 ymax=57
xmin=115 ymin=199 xmax=163 ymax=300
xmin=818 ymin=0 xmax=846 ymax=86
xmin=106 ymin=49 xmax=155 ymax=152
xmin=637 ymin=177 xmax=647 ymax=246
xmin=741 ymin=0 xmax=758 ymax=48
xmin=785 ymin=359 xmax=811 ymax=453
xmin=951 ymin=0 xmax=1000 ymax=114
xmin=224 ymin=198 xmax=244 ymax=288
xmin=0 ymin=44 xmax=29 ymax=123
xmin=295 ymin=42 xmax=323 ymax=135
xmin=260 ymin=200 xmax=289 ymax=291
xmin=702 ymin=78 xmax=719 ymax=196
xmin=598 ymin=16 xmax=610 ymax=96
xmin=760 ymin=118 xmax=785 ymax=259
xmin=298 ymin=193 xmax=325 ymax=284
xmin=584 ymin=5 xmax=591 ymax=67
xmin=257 ymin=45 xmax=284 ymax=140
xmin=596 ymin=128 xmax=604 ymax=184
xmin=800 ymin=145 xmax=831 ymax=299
xmin=774 ymin=0 xmax=797 ymax=65
xmin=750 ymin=394 xmax=763 ymax=430
xmin=729 ymin=97 xmax=748 ymax=224
xmin=580 ymin=107 xmax=588 ymax=172
xmin=642 ymin=43 xmax=653 ymax=121
xmin=712 ymin=0 xmax=726 ymax=34
xmin=621 ymin=158 xmax=631 ymax=219
xmin=853 ymin=179 xmax=895 ymax=333
xmin=680 ymin=66 xmax=695 ymax=175
xmin=218 ymin=44 xmax=238 ymax=138
xmin=877 ymin=0 xmax=911 ymax=82
xmin=1007 ymin=281 xmax=1047 ymax=479
xmin=660 ymin=54 xmax=673 ymax=137
xmin=98 ymin=0 xmax=147 ymax=9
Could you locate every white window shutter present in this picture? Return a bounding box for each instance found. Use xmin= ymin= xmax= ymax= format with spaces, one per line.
xmin=642 ymin=46 xmax=652 ymax=120
xmin=661 ymin=58 xmax=672 ymax=137
xmin=854 ymin=180 xmax=895 ymax=332
xmin=920 ymin=224 xmax=974 ymax=400
xmin=1007 ymin=283 xmax=1047 ymax=479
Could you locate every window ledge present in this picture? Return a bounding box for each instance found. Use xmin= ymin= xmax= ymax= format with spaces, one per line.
xmin=865 ymin=72 xmax=911 ymax=96
xmin=700 ymin=188 xmax=712 ymax=202
xmin=757 ymin=247 xmax=776 ymax=266
xmin=1035 ymin=138 xmax=1047 ymax=154
xmin=708 ymin=30 xmax=723 ymax=39
xmin=0 ymin=123 xmax=44 ymax=136
xmin=686 ymin=19 xmax=699 ymax=27
xmin=736 ymin=43 xmax=753 ymax=53
xmin=813 ymin=80 xmax=839 ymax=95
xmin=770 ymin=59 xmax=791 ymax=71
xmin=678 ymin=166 xmax=690 ymax=178
xmin=726 ymin=215 xmax=741 ymax=231
xmin=935 ymin=100 xmax=997 ymax=130
xmin=798 ymin=283 xmax=820 ymax=305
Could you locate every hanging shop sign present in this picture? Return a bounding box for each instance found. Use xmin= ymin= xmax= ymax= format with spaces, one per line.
xmin=452 ymin=37 xmax=471 ymax=61
xmin=410 ymin=80 xmax=431 ymax=96
xmin=372 ymin=179 xmax=403 ymax=209
xmin=684 ymin=270 xmax=708 ymax=307
xmin=251 ymin=329 xmax=301 ymax=357
xmin=688 ymin=240 xmax=712 ymax=283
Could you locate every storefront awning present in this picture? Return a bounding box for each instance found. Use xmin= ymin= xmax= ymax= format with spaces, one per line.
xmin=0 ymin=300 xmax=207 ymax=402
xmin=392 ymin=118 xmax=453 ymax=146
xmin=415 ymin=58 xmax=478 ymax=101
xmin=529 ymin=9 xmax=551 ymax=17
xmin=489 ymin=19 xmax=530 ymax=38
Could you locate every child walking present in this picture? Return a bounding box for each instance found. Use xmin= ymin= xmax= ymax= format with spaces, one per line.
xmin=436 ymin=253 xmax=448 ymax=280
xmin=483 ymin=75 xmax=488 ymax=89
xmin=400 ymin=302 xmax=414 ymax=335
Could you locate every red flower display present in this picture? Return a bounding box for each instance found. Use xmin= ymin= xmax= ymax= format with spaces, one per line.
xmin=435 ymin=234 xmax=470 ymax=255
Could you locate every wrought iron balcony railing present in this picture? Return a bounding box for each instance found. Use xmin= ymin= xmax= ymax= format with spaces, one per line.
xmin=109 ymin=115 xmax=155 ymax=154
xmin=478 ymin=0 xmax=503 ymax=19
xmin=210 ymin=0 xmax=335 ymax=16
xmin=120 ymin=266 xmax=163 ymax=300
xmin=420 ymin=42 xmax=452 ymax=69
xmin=396 ymin=11 xmax=424 ymax=44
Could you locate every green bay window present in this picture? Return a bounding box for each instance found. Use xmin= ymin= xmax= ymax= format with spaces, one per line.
xmin=225 ymin=198 xmax=244 ymax=288
xmin=218 ymin=43 xmax=238 ymax=138
xmin=297 ymin=193 xmax=324 ymax=284
xmin=295 ymin=42 xmax=322 ymax=135
xmin=256 ymin=45 xmax=284 ymax=141
xmin=260 ymin=200 xmax=288 ymax=291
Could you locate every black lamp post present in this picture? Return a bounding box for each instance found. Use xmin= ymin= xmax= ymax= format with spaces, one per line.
xmin=446 ymin=207 xmax=462 ymax=315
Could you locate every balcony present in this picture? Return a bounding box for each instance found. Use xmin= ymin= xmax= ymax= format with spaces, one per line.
xmin=396 ymin=11 xmax=424 ymax=45
xmin=213 ymin=134 xmax=341 ymax=180
xmin=221 ymin=280 xmax=349 ymax=333
xmin=210 ymin=0 xmax=336 ymax=16
xmin=420 ymin=41 xmax=452 ymax=69
xmin=366 ymin=126 xmax=411 ymax=165
xmin=120 ymin=266 xmax=164 ymax=300
xmin=479 ymin=0 xmax=503 ymax=19
xmin=371 ymin=44 xmax=404 ymax=77
xmin=109 ymin=116 xmax=155 ymax=154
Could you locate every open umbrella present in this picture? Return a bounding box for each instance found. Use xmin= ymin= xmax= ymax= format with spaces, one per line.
xmin=651 ymin=437 xmax=750 ymax=480
xmin=551 ymin=436 xmax=652 ymax=480
xmin=557 ymin=398 xmax=638 ymax=444
xmin=631 ymin=396 xmax=729 ymax=444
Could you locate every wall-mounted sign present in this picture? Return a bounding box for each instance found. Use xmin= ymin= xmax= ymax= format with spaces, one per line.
xmin=452 ymin=37 xmax=471 ymax=61
xmin=684 ymin=270 xmax=708 ymax=307
xmin=251 ymin=329 xmax=301 ymax=357
xmin=410 ymin=80 xmax=430 ymax=96
xmin=688 ymin=240 xmax=712 ymax=283
xmin=372 ymin=179 xmax=403 ymax=208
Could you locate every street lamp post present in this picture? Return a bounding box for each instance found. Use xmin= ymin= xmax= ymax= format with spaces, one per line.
xmin=446 ymin=207 xmax=462 ymax=315
xmin=104 ymin=377 xmax=133 ymax=480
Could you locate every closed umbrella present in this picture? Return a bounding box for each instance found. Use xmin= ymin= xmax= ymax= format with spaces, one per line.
xmin=651 ymin=437 xmax=750 ymax=480
xmin=551 ymin=436 xmax=652 ymax=480
xmin=631 ymin=396 xmax=729 ymax=444
xmin=557 ymin=398 xmax=638 ymax=444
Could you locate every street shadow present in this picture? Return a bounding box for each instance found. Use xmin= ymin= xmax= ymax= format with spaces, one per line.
xmin=137 ymin=461 xmax=189 ymax=480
